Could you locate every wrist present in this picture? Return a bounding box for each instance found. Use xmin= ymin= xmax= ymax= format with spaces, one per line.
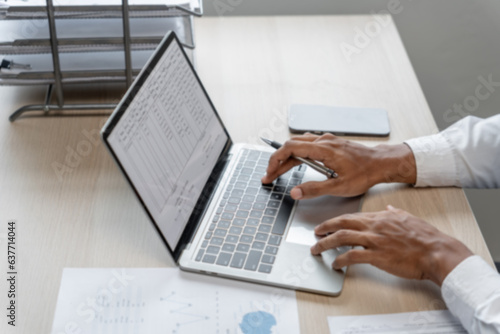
xmin=369 ymin=144 xmax=417 ymax=186
xmin=423 ymin=238 xmax=473 ymax=286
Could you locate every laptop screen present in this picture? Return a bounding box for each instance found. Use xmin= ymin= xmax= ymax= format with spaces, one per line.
xmin=104 ymin=34 xmax=229 ymax=252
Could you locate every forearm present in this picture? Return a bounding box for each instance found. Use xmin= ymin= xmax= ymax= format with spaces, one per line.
xmin=368 ymin=143 xmax=417 ymax=187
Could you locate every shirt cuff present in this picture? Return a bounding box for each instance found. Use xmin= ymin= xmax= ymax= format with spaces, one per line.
xmin=405 ymin=133 xmax=459 ymax=187
xmin=441 ymin=255 xmax=500 ymax=333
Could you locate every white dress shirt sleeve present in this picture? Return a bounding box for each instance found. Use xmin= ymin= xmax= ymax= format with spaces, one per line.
xmin=442 ymin=256 xmax=500 ymax=333
xmin=405 ymin=115 xmax=500 ymax=333
xmin=405 ymin=115 xmax=500 ymax=188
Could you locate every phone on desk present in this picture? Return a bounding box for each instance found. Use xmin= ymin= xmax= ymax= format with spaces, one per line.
xmin=288 ymin=104 xmax=390 ymax=137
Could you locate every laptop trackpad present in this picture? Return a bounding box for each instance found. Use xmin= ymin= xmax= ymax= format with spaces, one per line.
xmin=286 ymin=195 xmax=362 ymax=246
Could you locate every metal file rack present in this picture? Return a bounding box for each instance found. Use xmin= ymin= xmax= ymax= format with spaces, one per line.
xmin=0 ymin=0 xmax=202 ymax=121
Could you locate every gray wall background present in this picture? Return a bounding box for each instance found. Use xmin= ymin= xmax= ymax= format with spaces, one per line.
xmin=203 ymin=0 xmax=500 ymax=261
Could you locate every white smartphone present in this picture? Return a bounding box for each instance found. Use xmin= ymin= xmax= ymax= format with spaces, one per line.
xmin=288 ymin=104 xmax=390 ymax=137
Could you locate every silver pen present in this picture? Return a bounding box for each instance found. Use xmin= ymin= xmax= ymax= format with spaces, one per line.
xmin=260 ymin=137 xmax=338 ymax=178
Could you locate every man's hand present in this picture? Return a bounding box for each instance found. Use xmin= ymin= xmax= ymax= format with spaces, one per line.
xmin=261 ymin=133 xmax=417 ymax=199
xmin=310 ymin=206 xmax=473 ymax=286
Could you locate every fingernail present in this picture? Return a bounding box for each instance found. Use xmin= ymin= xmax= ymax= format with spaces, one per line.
xmin=387 ymin=205 xmax=395 ymax=210
xmin=291 ymin=187 xmax=303 ymax=199
xmin=310 ymin=245 xmax=317 ymax=254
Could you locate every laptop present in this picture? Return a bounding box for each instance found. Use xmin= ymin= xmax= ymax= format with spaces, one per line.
xmin=101 ymin=32 xmax=362 ymax=296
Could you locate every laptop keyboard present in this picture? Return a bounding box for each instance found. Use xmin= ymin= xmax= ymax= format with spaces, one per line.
xmin=194 ymin=148 xmax=306 ymax=274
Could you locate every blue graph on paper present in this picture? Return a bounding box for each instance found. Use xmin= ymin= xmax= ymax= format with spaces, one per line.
xmin=239 ymin=311 xmax=277 ymax=334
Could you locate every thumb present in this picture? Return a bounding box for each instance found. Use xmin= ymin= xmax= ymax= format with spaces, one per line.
xmin=290 ymin=180 xmax=335 ymax=200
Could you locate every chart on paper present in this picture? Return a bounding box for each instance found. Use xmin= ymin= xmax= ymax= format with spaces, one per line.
xmin=51 ymin=268 xmax=300 ymax=334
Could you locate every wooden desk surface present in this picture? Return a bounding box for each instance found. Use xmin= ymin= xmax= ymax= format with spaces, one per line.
xmin=0 ymin=15 xmax=493 ymax=334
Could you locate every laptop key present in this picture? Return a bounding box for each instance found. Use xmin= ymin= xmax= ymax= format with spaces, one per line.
xmin=228 ymin=197 xmax=241 ymax=205
xmin=241 ymin=167 xmax=253 ymax=175
xmin=247 ymin=218 xmax=259 ymax=226
xmin=255 ymin=232 xmax=269 ymax=242
xmin=216 ymin=252 xmax=232 ymax=266
xmin=258 ymin=264 xmax=273 ymax=274
xmin=253 ymin=202 xmax=266 ymax=210
xmin=208 ymin=223 xmax=216 ymax=231
xmin=249 ymin=180 xmax=261 ymax=188
xmin=230 ymin=252 xmax=247 ymax=269
xmin=222 ymin=243 xmax=236 ymax=252
xmin=257 ymin=158 xmax=268 ymax=166
xmin=251 ymin=173 xmax=263 ymax=180
xmin=202 ymin=254 xmax=217 ymax=264
xmin=242 ymin=195 xmax=255 ymax=202
xmin=262 ymin=254 xmax=275 ymax=264
xmin=248 ymin=151 xmax=260 ymax=160
xmin=236 ymin=243 xmax=250 ymax=252
xmin=240 ymin=235 xmax=253 ymax=243
xmin=206 ymin=246 xmax=220 ymax=254
xmin=260 ymin=152 xmax=271 ymax=159
xmin=262 ymin=216 xmax=274 ymax=225
xmin=201 ymin=240 xmax=209 ymax=248
xmin=239 ymin=202 xmax=253 ymax=210
xmin=258 ymin=224 xmax=271 ymax=233
xmin=255 ymin=195 xmax=268 ymax=202
xmin=233 ymin=218 xmax=245 ymax=226
xmin=265 ymin=245 xmax=278 ymax=255
xmin=271 ymin=195 xmax=294 ymax=235
xmin=205 ymin=231 xmax=212 ymax=239
xmin=250 ymin=210 xmax=263 ymax=218
xmin=255 ymin=166 xmax=266 ymax=174
xmin=245 ymin=187 xmax=258 ymax=195
xmin=243 ymin=226 xmax=257 ymax=235
xmin=252 ymin=241 xmax=265 ymax=250
xmin=234 ymin=182 xmax=247 ymax=189
xmin=244 ymin=250 xmax=263 ymax=271
xmin=210 ymin=237 xmax=224 ymax=246
xmin=244 ymin=160 xmax=257 ymax=168
xmin=236 ymin=210 xmax=249 ymax=218
xmin=225 ymin=204 xmax=237 ymax=212
xmin=195 ymin=249 xmax=204 ymax=262
xmin=231 ymin=189 xmax=244 ymax=197
xmin=273 ymin=185 xmax=286 ymax=193
xmin=268 ymin=235 xmax=281 ymax=246
xmin=214 ymin=228 xmax=227 ymax=237
xmin=267 ymin=200 xmax=280 ymax=208
xmin=270 ymin=193 xmax=283 ymax=201
xmin=226 ymin=235 xmax=239 ymax=243
xmin=218 ymin=220 xmax=230 ymax=228
xmin=238 ymin=174 xmax=250 ymax=182
xmin=222 ymin=212 xmax=234 ymax=220
xmin=264 ymin=208 xmax=278 ymax=216
xmin=229 ymin=226 xmax=243 ymax=235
